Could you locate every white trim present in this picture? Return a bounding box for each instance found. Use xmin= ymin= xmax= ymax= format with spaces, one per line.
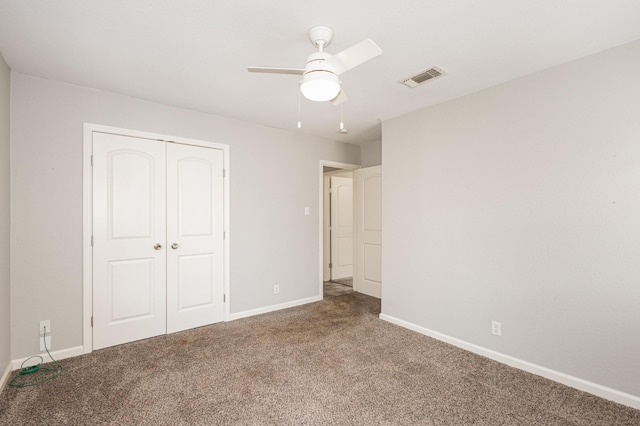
xmin=82 ymin=124 xmax=93 ymax=354
xmin=82 ymin=123 xmax=231 ymax=354
xmin=222 ymin=144 xmax=231 ymax=322
xmin=228 ymin=295 xmax=322 ymax=322
xmin=11 ymin=346 xmax=85 ymax=370
xmin=379 ymin=314 xmax=640 ymax=410
xmin=323 ymin=174 xmax=331 ymax=281
xmin=318 ymin=160 xmax=360 ymax=298
xmin=0 ymin=361 xmax=11 ymax=394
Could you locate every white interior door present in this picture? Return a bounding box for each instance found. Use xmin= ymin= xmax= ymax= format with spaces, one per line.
xmin=330 ymin=176 xmax=353 ymax=280
xmin=166 ymin=143 xmax=224 ymax=333
xmin=354 ymin=166 xmax=382 ymax=298
xmin=93 ymin=133 xmax=167 ymax=350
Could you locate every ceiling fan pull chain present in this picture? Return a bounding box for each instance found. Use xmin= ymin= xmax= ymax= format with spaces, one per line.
xmin=297 ymin=81 xmax=302 ymax=129
xmin=340 ymin=93 xmax=344 ymax=130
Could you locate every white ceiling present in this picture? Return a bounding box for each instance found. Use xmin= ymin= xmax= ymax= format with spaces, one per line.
xmin=1 ymin=1 xmax=640 ymax=145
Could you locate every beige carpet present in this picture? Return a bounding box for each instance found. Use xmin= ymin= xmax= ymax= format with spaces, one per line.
xmin=1 ymin=292 xmax=639 ymax=425
xmin=324 ymin=280 xmax=354 ymax=297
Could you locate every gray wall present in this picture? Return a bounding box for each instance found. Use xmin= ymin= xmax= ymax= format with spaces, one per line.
xmin=0 ymin=54 xmax=10 ymax=374
xmin=360 ymin=140 xmax=382 ymax=167
xmin=382 ymin=39 xmax=640 ymax=398
xmin=10 ymin=73 xmax=360 ymax=359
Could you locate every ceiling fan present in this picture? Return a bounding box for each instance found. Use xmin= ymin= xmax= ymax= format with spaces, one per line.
xmin=248 ymin=26 xmax=382 ymax=104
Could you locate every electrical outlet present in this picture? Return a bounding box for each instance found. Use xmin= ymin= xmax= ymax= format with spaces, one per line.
xmin=39 ymin=320 xmax=51 ymax=335
xmin=274 ymin=285 xmax=280 ymax=294
xmin=491 ymin=321 xmax=501 ymax=336
xmin=40 ymin=335 xmax=51 ymax=352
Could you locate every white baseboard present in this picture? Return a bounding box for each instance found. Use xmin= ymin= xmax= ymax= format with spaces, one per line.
xmin=6 ymin=296 xmax=321 ymax=370
xmin=379 ymin=313 xmax=640 ymax=410
xmin=228 ymin=295 xmax=322 ymax=321
xmin=0 ymin=361 xmax=11 ymax=394
xmin=11 ymin=345 xmax=84 ymax=370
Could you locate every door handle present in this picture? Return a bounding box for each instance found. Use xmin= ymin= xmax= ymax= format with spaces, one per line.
xmin=171 ymin=243 xmax=179 ymax=249
xmin=154 ymin=243 xmax=162 ymax=250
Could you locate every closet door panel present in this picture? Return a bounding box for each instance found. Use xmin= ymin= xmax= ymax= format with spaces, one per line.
xmin=93 ymin=132 xmax=167 ymax=350
xmin=166 ymin=143 xmax=224 ymax=333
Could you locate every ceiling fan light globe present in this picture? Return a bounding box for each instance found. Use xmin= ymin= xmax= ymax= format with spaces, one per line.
xmin=300 ymin=71 xmax=341 ymax=102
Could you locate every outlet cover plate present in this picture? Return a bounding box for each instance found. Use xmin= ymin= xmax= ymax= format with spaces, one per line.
xmin=491 ymin=321 xmax=501 ymax=336
xmin=39 ymin=320 xmax=51 ymax=335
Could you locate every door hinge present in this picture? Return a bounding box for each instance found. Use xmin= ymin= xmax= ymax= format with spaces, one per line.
xmin=223 ymin=169 xmax=226 ymax=178
xmin=91 ymin=235 xmax=94 ymax=247
xmin=329 ymin=263 xmax=333 ymax=269
xmin=223 ymin=231 xmax=226 ymax=240
xmin=90 ymin=155 xmax=93 ymax=166
xmin=91 ymin=316 xmax=93 ymax=327
xmin=223 ymin=294 xmax=226 ymax=303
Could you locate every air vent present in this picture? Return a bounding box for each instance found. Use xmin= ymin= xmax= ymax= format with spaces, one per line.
xmin=399 ymin=66 xmax=447 ymax=88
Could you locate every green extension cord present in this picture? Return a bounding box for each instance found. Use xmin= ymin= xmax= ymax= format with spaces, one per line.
xmin=9 ymin=327 xmax=64 ymax=388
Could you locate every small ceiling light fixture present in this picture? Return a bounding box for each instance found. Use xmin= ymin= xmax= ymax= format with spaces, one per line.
xmin=300 ymin=70 xmax=341 ymax=102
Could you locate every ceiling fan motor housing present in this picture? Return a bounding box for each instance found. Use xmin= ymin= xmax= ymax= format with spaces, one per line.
xmin=305 ymin=52 xmax=334 ymax=72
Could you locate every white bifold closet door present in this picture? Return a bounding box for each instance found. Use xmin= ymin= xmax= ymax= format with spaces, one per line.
xmin=92 ymin=132 xmax=224 ymax=350
xmin=166 ymin=142 xmax=224 ymax=334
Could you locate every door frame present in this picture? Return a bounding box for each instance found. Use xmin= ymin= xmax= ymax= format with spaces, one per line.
xmin=318 ymin=160 xmax=359 ymax=298
xmin=82 ymin=123 xmax=230 ymax=354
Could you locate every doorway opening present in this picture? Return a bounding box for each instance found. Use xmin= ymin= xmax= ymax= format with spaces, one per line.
xmin=319 ymin=161 xmax=359 ymax=299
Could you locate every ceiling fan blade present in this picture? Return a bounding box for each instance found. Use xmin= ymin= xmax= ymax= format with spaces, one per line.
xmin=331 ymin=89 xmax=348 ymax=106
xmin=247 ymin=66 xmax=305 ymax=75
xmin=323 ymin=39 xmax=382 ymax=75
